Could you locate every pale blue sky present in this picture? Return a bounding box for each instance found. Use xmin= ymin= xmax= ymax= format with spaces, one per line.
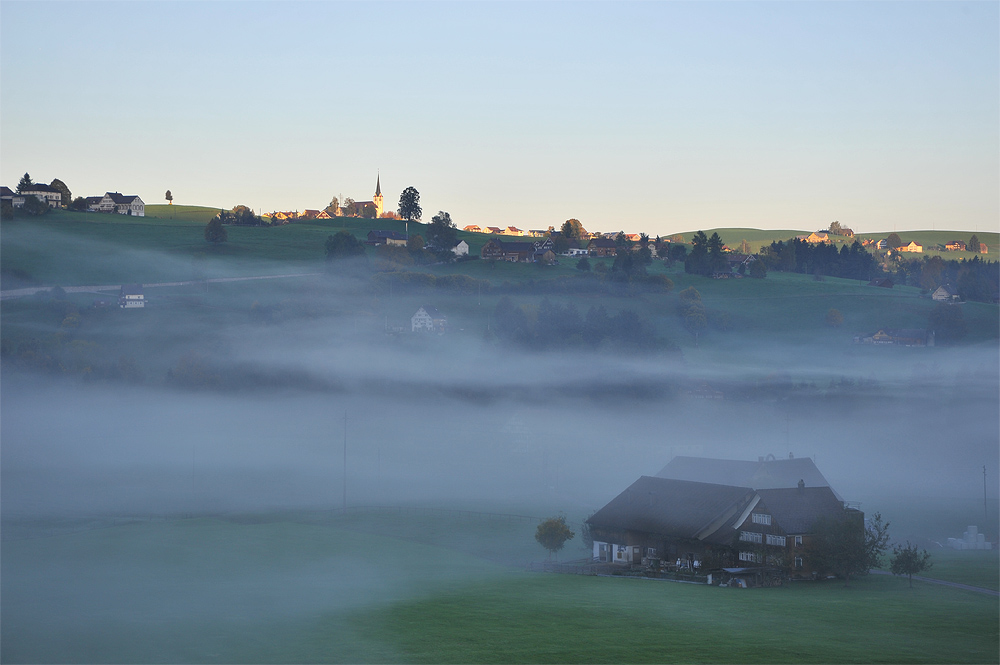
xmin=2 ymin=1 xmax=997 ymax=235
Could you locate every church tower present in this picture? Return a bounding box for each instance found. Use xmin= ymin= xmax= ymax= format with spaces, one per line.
xmin=373 ymin=173 xmax=383 ymax=218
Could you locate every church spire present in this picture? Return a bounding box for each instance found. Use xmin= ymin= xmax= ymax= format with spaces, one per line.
xmin=375 ymin=172 xmax=381 ymax=197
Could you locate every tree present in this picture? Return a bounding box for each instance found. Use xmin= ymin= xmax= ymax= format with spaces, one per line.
xmin=809 ymin=511 xmax=890 ymax=586
xmin=535 ymin=515 xmax=574 ymax=560
xmin=928 ymin=303 xmax=966 ymax=343
xmin=21 ymin=194 xmax=49 ymax=216
xmin=50 ymin=179 xmax=71 ymax=207
xmin=825 ymin=308 xmax=843 ymax=328
xmin=325 ymin=230 xmax=365 ymax=260
xmin=360 ymin=202 xmax=377 ymax=219
xmin=886 ymin=233 xmax=903 ymax=250
xmin=165 ymin=190 xmax=173 ymax=205
xmin=889 ymin=541 xmax=932 ymax=588
xmin=407 ymin=233 xmax=425 ymax=253
xmin=69 ymin=196 xmax=88 ymax=211
xmin=561 ymin=218 xmax=586 ymax=240
xmin=398 ymin=186 xmax=421 ymax=222
xmin=968 ymin=234 xmax=980 ymax=254
xmin=576 ymin=257 xmax=591 ymax=272
xmin=427 ymin=211 xmax=458 ymax=249
xmin=16 ymin=173 xmax=33 ymax=193
xmin=324 ymin=196 xmax=339 ymax=216
xmin=205 ymin=216 xmax=227 ymax=243
xmin=829 ymin=221 xmax=842 ymax=235
xmin=343 ymin=197 xmax=357 ymax=216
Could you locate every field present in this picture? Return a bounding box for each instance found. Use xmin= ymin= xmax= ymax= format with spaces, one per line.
xmin=2 ymin=510 xmax=997 ymax=664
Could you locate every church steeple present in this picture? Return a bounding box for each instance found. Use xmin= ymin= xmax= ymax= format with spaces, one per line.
xmin=373 ymin=172 xmax=384 ymax=217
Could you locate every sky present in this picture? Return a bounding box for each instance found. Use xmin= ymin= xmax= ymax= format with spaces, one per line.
xmin=2 ymin=1 xmax=998 ymax=237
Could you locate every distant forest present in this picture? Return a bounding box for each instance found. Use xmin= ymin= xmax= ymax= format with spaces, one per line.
xmin=758 ymin=239 xmax=998 ymax=303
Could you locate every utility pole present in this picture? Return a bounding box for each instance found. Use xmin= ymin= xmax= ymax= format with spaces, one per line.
xmin=343 ymin=412 xmax=348 ymax=510
xmin=985 ymin=465 xmax=988 ymax=524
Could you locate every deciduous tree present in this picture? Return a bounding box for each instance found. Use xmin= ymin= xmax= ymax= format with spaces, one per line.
xmin=165 ymin=190 xmax=173 ymax=205
xmin=398 ymin=187 xmax=421 ymax=222
xmin=889 ymin=541 xmax=932 ymax=587
xmin=809 ymin=511 xmax=889 ymax=586
xmin=561 ymin=218 xmax=586 ymax=240
xmin=535 ymin=516 xmax=574 ymax=560
xmin=50 ymin=179 xmax=71 ymax=207
xmin=886 ymin=233 xmax=902 ymax=250
xmin=427 ymin=211 xmax=458 ymax=249
xmin=325 ymin=230 xmax=365 ymax=260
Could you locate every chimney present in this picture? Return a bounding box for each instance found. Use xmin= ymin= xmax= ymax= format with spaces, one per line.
xmin=798 ymin=479 xmax=805 ymax=491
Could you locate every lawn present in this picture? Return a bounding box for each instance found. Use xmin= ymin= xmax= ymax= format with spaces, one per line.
xmin=2 ymin=512 xmax=996 ymax=664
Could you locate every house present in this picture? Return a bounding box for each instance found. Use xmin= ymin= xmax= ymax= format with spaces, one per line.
xmin=452 ymin=240 xmax=469 ymax=257
xmin=1 ymin=185 xmax=24 ymax=207
xmin=485 ymin=226 xmax=504 ymax=235
xmin=411 ymin=306 xmax=446 ymax=333
xmin=875 ymin=239 xmax=888 ymax=250
xmin=94 ymin=192 xmax=145 ymax=216
xmin=463 ymin=225 xmax=483 ymax=233
xmin=480 ymin=238 xmax=548 ymax=262
xmin=504 ymin=226 xmax=524 ymax=236
xmin=587 ymin=475 xmax=855 ymax=579
xmin=587 ymin=237 xmax=618 ymax=257
xmin=299 ymin=209 xmax=331 ymax=220
xmin=655 ymin=455 xmax=841 ymax=500
xmin=20 ymin=183 xmax=63 ymax=208
xmin=931 ymin=285 xmax=959 ymax=302
xmin=119 ymin=284 xmax=145 ymax=308
xmin=796 ymin=231 xmax=830 ymax=244
xmin=980 ymin=243 xmax=989 ymax=254
xmin=854 ymin=329 xmax=933 ymax=347
xmin=944 ymin=240 xmax=966 ymax=252
xmin=867 ymin=278 xmax=893 ymax=288
xmin=534 ymin=248 xmax=557 ymax=265
xmin=897 ymin=241 xmax=923 ymax=253
xmin=367 ymin=230 xmax=408 ymax=246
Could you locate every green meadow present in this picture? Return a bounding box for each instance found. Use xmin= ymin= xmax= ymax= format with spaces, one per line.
xmin=2 ymin=511 xmax=996 ymax=664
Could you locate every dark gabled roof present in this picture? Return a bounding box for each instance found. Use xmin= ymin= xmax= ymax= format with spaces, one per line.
xmin=84 ymin=196 xmax=103 ymax=204
xmin=588 ymin=237 xmax=617 ymax=248
xmin=587 ymin=477 xmax=756 ymax=545
xmin=656 ymin=456 xmax=840 ymax=499
xmin=368 ymin=230 xmax=407 ymax=240
xmin=496 ymin=240 xmax=536 ymax=252
xmin=1 ymin=186 xmax=15 ymax=197
xmin=755 ymin=486 xmax=847 ymax=534
xmin=105 ymin=192 xmax=140 ymax=204
xmin=23 ymin=183 xmax=58 ymax=193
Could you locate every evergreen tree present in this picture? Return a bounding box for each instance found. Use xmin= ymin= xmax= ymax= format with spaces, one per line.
xmin=16 ymin=173 xmax=33 ymax=193
xmin=968 ymin=234 xmax=980 ymax=254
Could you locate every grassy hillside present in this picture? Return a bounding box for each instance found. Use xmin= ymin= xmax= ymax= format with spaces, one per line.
xmin=2 ymin=512 xmax=995 ymax=663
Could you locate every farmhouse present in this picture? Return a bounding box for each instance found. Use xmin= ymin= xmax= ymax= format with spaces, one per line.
xmin=480 ymin=238 xmax=551 ymax=262
xmin=931 ymin=285 xmax=959 ymax=302
xmin=896 ymin=241 xmax=923 ymax=253
xmin=587 ymin=476 xmax=853 ymax=579
xmin=90 ymin=192 xmax=145 ymax=216
xmin=411 ymin=306 xmax=446 ymax=333
xmin=119 ymin=284 xmax=145 ymax=308
xmin=20 ymin=183 xmax=63 ymax=208
xmin=587 ymin=237 xmax=618 ymax=257
xmin=854 ymin=328 xmax=933 ymax=347
xmin=796 ymin=231 xmax=831 ymax=244
xmin=944 ymin=240 xmax=966 ymax=252
xmin=367 ymin=230 xmax=408 ymax=247
xmin=656 ymin=455 xmax=842 ymax=499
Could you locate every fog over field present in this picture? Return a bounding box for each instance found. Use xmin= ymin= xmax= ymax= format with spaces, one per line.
xmin=3 ymin=271 xmax=997 ymax=527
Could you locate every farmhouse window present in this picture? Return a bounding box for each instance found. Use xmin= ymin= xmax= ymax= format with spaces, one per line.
xmin=739 ymin=531 xmax=763 ymax=544
xmin=766 ymin=534 xmax=786 ymax=547
xmin=751 ymin=513 xmax=772 ymax=525
xmin=794 ymin=536 xmax=803 ymax=547
xmin=646 ymin=548 xmax=656 ymax=557
xmin=739 ymin=551 xmax=761 ymax=563
xmin=794 ymin=557 xmax=803 ymax=569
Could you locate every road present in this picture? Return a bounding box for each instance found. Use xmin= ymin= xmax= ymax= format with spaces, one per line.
xmin=871 ymin=569 xmax=999 ymax=596
xmin=0 ymin=273 xmax=321 ymax=300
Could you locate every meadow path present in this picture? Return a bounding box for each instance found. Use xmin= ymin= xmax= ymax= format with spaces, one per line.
xmin=870 ymin=569 xmax=999 ymax=596
xmin=0 ymin=273 xmax=321 ymax=300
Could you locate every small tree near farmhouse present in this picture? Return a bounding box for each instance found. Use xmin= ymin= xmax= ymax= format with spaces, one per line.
xmin=809 ymin=511 xmax=890 ymax=586
xmin=535 ymin=516 xmax=574 ymax=560
xmin=166 ymin=190 xmax=173 ymax=205
xmin=889 ymin=541 xmax=932 ymax=588
xmin=205 ymin=216 xmax=227 ymax=243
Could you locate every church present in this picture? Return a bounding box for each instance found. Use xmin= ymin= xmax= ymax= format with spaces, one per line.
xmin=348 ymin=174 xmax=384 ymax=217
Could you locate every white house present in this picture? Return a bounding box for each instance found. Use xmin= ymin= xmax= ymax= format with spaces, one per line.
xmin=411 ymin=306 xmax=446 ymax=333
xmin=95 ymin=192 xmax=145 ymax=216
xmin=20 ymin=183 xmax=62 ymax=208
xmin=452 ymin=240 xmax=469 ymax=257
